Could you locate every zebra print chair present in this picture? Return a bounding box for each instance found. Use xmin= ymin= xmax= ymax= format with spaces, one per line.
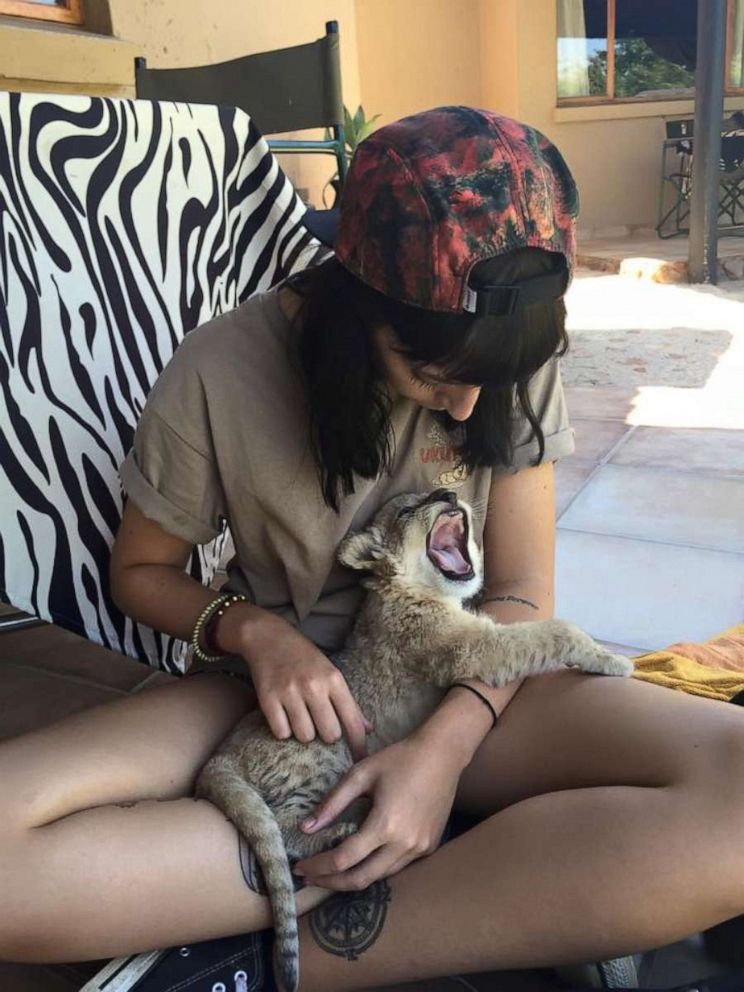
xmin=0 ymin=90 xmax=323 ymax=672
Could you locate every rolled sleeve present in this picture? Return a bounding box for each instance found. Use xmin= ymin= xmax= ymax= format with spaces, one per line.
xmin=500 ymin=356 xmax=575 ymax=473
xmin=119 ymin=407 xmax=226 ymax=546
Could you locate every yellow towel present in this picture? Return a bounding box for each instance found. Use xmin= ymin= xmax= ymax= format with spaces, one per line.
xmin=632 ymin=624 xmax=744 ymax=702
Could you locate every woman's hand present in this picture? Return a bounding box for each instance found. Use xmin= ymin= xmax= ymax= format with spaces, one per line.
xmin=292 ymin=733 xmax=462 ymax=891
xmin=238 ymin=610 xmax=372 ymax=761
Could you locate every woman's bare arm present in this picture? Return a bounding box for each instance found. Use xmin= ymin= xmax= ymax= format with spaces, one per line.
xmin=479 ymin=459 xmax=556 ymax=623
xmin=415 ymin=461 xmax=558 ymax=760
xmin=109 ymin=497 xmax=317 ymax=663
xmin=110 ymin=499 xmax=370 ymax=754
xmin=111 ymin=499 xmax=202 ymax=634
xmin=109 ymin=498 xmax=260 ymax=653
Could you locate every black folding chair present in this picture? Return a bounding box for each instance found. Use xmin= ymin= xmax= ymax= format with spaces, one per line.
xmin=134 ymin=20 xmax=347 ymax=193
xmin=656 ymin=113 xmax=744 ymax=239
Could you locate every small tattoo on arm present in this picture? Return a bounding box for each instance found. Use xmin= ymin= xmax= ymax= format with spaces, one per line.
xmin=487 ymin=595 xmax=539 ymax=611
xmin=309 ymin=879 xmax=392 ymax=961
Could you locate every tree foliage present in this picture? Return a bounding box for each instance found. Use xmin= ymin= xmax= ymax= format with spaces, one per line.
xmin=588 ymin=37 xmax=695 ymax=97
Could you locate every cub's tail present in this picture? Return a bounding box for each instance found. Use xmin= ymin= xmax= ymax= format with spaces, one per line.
xmin=196 ymin=761 xmax=300 ymax=992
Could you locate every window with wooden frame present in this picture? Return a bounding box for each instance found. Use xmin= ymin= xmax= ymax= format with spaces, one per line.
xmin=0 ymin=0 xmax=84 ymax=26
xmin=557 ymin=0 xmax=744 ymax=104
xmin=729 ymin=0 xmax=744 ymax=93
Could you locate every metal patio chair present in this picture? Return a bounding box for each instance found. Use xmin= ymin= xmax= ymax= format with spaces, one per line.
xmin=656 ymin=112 xmax=744 ymax=239
xmin=134 ymin=20 xmax=347 ymax=196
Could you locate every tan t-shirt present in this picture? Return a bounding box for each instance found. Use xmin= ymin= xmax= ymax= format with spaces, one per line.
xmin=119 ymin=284 xmax=575 ymax=652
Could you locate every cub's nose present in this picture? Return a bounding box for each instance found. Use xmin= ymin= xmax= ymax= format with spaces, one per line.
xmin=424 ymin=488 xmax=457 ymax=507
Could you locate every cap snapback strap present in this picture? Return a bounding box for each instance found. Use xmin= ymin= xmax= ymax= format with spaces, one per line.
xmin=463 ymin=266 xmax=569 ymax=317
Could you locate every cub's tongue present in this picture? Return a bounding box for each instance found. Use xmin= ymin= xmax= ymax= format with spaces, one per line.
xmin=428 ymin=513 xmax=470 ymax=576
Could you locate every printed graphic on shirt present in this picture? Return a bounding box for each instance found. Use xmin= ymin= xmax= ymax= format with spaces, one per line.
xmin=419 ymin=422 xmax=470 ymax=489
xmin=436 ymin=463 xmax=470 ymax=488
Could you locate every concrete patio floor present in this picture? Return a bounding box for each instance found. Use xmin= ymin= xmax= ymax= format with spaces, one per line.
xmin=1 ymin=265 xmax=743 ymax=991
xmin=557 ymin=266 xmax=744 ymax=655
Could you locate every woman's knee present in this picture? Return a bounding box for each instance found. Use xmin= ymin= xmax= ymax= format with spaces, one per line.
xmin=0 ymin=820 xmax=47 ymax=960
xmin=681 ymin=713 xmax=744 ymax=803
xmin=0 ymin=672 xmax=255 ymax=831
xmin=672 ymin=718 xmax=744 ymax=910
xmin=456 ymin=673 xmax=744 ymax=814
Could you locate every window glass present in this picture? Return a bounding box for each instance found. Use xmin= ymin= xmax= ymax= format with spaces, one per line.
xmin=614 ymin=0 xmax=696 ymax=98
xmin=732 ymin=0 xmax=744 ymax=88
xmin=557 ymin=0 xmax=711 ymax=100
xmin=557 ymin=0 xmax=607 ymax=98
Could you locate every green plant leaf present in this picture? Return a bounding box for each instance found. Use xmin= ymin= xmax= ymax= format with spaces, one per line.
xmin=357 ymin=116 xmax=381 ymax=143
xmin=340 ymin=105 xmax=381 ymax=158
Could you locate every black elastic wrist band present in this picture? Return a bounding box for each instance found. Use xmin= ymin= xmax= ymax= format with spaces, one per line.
xmin=448 ymin=682 xmax=499 ymax=730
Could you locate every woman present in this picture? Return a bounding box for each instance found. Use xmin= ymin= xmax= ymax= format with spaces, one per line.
xmin=2 ymin=106 xmax=744 ymax=992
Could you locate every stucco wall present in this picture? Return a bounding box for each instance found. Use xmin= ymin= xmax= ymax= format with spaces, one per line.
xmin=508 ymin=0 xmax=744 ymax=234
xmin=354 ymin=0 xmax=482 ymax=126
xmin=356 ymin=0 xmax=744 ymax=233
xmin=478 ymin=0 xmax=519 ymax=119
xmin=1 ymin=0 xmax=743 ymax=229
xmin=0 ymin=1 xmax=360 ymax=206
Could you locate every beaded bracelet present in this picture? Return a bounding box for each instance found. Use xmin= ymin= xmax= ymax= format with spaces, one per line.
xmin=203 ymin=593 xmax=247 ymax=656
xmin=190 ymin=593 xmax=246 ymax=663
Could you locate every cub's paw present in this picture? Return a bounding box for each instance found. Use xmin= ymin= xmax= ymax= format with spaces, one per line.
xmin=584 ymin=651 xmax=634 ymax=678
xmin=286 ymin=820 xmax=358 ymax=861
xmin=326 ymin=821 xmax=358 ymax=847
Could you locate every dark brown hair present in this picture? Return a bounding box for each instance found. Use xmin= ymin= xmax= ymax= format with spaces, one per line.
xmin=286 ymin=248 xmax=569 ymax=511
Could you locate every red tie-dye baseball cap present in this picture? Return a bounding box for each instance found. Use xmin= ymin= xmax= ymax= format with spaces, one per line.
xmin=307 ymin=105 xmax=579 ymax=314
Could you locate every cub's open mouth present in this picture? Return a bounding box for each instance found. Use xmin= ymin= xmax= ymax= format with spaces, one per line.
xmin=426 ymin=509 xmax=474 ymax=581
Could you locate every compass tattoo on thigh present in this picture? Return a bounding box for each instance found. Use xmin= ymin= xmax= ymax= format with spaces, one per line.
xmin=309 ymin=879 xmax=392 ymax=961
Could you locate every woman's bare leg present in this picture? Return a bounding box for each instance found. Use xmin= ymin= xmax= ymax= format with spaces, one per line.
xmin=4 ymin=668 xmax=744 ymax=987
xmin=0 ymin=673 xmax=328 ymax=961
xmin=294 ymin=671 xmax=744 ymax=991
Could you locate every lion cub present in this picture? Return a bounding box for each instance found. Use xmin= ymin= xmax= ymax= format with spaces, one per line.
xmin=196 ymin=489 xmax=633 ymax=991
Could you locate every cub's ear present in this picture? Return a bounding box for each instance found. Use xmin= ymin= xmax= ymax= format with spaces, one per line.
xmin=338 ymin=526 xmax=385 ymax=571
